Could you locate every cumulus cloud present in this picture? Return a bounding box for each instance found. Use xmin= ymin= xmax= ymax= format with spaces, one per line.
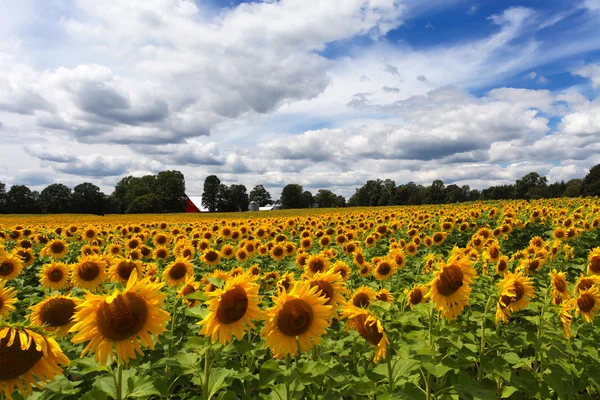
xmin=382 ymin=86 xmax=400 ymax=93
xmin=573 ymin=63 xmax=600 ymax=88
xmin=24 ymin=145 xmax=77 ymax=163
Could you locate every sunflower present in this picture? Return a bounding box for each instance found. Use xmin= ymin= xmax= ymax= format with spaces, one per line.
xmin=248 ymin=264 xmax=261 ymax=276
xmin=0 ymin=325 xmax=70 ymax=400
xmin=560 ymin=300 xmax=574 ymax=338
xmin=229 ymin=266 xmax=245 ymax=278
xmin=574 ymin=274 xmax=600 ymax=293
xmin=261 ymin=281 xmax=332 ymax=358
xmin=495 ymin=271 xmax=536 ymax=324
xmin=70 ymin=270 xmax=170 ymax=365
xmin=376 ymin=288 xmax=394 ymax=304
xmin=496 ymin=256 xmax=510 ymax=276
xmin=163 ymin=257 xmax=194 ymax=287
xmin=107 ymin=244 xmax=122 ymax=256
xmin=358 ymin=262 xmax=372 ymax=278
xmin=270 ymin=244 xmax=286 ymax=262
xmin=261 ymin=271 xmax=280 ymax=289
xmin=42 ymin=239 xmax=69 ymax=259
xmin=235 ymin=248 xmax=249 ymax=263
xmin=178 ymin=277 xmax=202 ymax=307
xmin=351 ymin=286 xmax=377 ymax=308
xmin=0 ymin=254 xmax=24 ymax=282
xmin=485 ymin=242 xmax=501 ymax=263
xmin=573 ymin=286 xmax=600 ymax=323
xmin=405 ymin=285 xmax=427 ymax=309
xmin=425 ymin=252 xmax=478 ymax=320
xmin=405 ymin=242 xmax=418 ymax=256
xmin=277 ymin=272 xmax=297 ymax=293
xmin=109 ymin=258 xmax=143 ymax=284
xmin=0 ymin=281 xmax=17 ymax=319
xmin=307 ymin=270 xmax=347 ymax=312
xmin=331 ymin=261 xmax=351 ymax=280
xmin=373 ymin=258 xmax=396 ymax=281
xmin=153 ymin=246 xmax=170 ymax=261
xmin=220 ymin=244 xmax=235 ymax=260
xmin=82 ymin=226 xmax=98 ymax=242
xmin=549 ymin=269 xmax=571 ymax=303
xmin=199 ymin=272 xmax=264 ymax=345
xmin=587 ymin=247 xmax=600 ymax=275
xmin=304 ymin=254 xmax=329 ymax=277
xmin=39 ymin=262 xmax=70 ymax=290
xmin=340 ymin=304 xmax=389 ymax=363
xmin=13 ymin=248 xmax=34 ymax=268
xmin=202 ymin=248 xmax=221 ymax=267
xmin=72 ymin=255 xmax=108 ymax=291
xmin=29 ymin=294 xmax=82 ymax=336
xmin=432 ymin=232 xmax=448 ymax=246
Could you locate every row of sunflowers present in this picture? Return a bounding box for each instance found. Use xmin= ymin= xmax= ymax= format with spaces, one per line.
xmin=1 ymin=198 xmax=600 ymax=399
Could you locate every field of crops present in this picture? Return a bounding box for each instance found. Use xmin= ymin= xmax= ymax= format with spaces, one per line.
xmin=1 ymin=199 xmax=600 ymax=400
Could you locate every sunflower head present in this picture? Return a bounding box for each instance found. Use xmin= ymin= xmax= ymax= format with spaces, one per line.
xmin=163 ymin=257 xmax=193 ymax=287
xmin=574 ymin=286 xmax=600 ymax=323
xmin=376 ymin=288 xmax=394 ymax=304
xmin=340 ymin=304 xmax=389 ymax=363
xmin=373 ymin=258 xmax=396 ymax=281
xmin=178 ymin=277 xmax=202 ymax=307
xmin=39 ymin=262 xmax=71 ymax=290
xmin=0 ymin=253 xmax=24 ymax=282
xmin=304 ymin=254 xmax=329 ymax=277
xmin=0 ymin=281 xmax=18 ymax=319
xmin=0 ymin=325 xmax=70 ymax=399
xmin=72 ymin=255 xmax=108 ymax=291
xmin=109 ymin=258 xmax=143 ymax=284
xmin=351 ymin=286 xmax=377 ymax=308
xmin=29 ymin=295 xmax=82 ymax=336
xmin=70 ymin=270 xmax=170 ymax=365
xmin=43 ymin=239 xmax=69 ymax=259
xmin=588 ymin=247 xmax=600 ymax=275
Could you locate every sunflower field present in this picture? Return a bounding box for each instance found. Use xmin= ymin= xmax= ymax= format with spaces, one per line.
xmin=1 ymin=199 xmax=600 ymax=400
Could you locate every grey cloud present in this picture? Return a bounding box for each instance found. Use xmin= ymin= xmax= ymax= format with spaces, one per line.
xmin=360 ymin=75 xmax=370 ymax=82
xmin=54 ymin=156 xmax=132 ymax=177
xmin=384 ymin=63 xmax=400 ymax=76
xmin=417 ymin=75 xmax=428 ymax=82
xmin=12 ymin=170 xmax=55 ymax=187
xmin=346 ymin=92 xmax=372 ymax=108
xmin=24 ymin=145 xmax=78 ymax=163
xmin=382 ymin=86 xmax=400 ymax=93
xmin=0 ymin=90 xmax=54 ymax=115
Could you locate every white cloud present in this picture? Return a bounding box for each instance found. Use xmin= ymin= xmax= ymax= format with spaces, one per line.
xmin=573 ymin=63 xmax=600 ymax=88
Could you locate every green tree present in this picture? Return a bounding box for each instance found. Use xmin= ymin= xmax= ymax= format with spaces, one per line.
xmin=202 ymin=175 xmax=221 ymax=212
xmin=0 ymin=182 xmax=7 ymax=213
xmin=564 ymin=179 xmax=583 ymax=197
xmin=314 ymin=189 xmax=338 ymax=208
xmin=126 ymin=194 xmax=161 ymax=213
xmin=514 ymin=172 xmax=547 ymax=199
xmin=249 ymin=185 xmax=273 ymax=207
xmin=6 ymin=185 xmax=39 ymax=214
xmin=302 ymin=191 xmax=315 ymax=208
xmin=280 ymin=184 xmax=304 ymax=209
xmin=230 ymin=184 xmax=249 ymax=211
xmin=72 ymin=183 xmax=106 ymax=214
xmin=39 ymin=183 xmax=72 ymax=213
xmin=216 ymin=184 xmax=233 ymax=212
xmin=155 ymin=170 xmax=186 ymax=212
xmin=582 ymin=164 xmax=600 ymax=196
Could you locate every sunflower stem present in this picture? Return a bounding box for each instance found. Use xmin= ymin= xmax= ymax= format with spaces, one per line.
xmin=478 ymin=296 xmax=493 ymax=381
xmin=534 ymin=286 xmax=550 ymax=377
xmin=386 ymin=345 xmax=394 ymax=393
xmin=115 ymin=363 xmax=123 ymax=400
xmin=203 ymin=348 xmax=211 ymax=400
xmin=285 ymin=354 xmax=291 ymax=400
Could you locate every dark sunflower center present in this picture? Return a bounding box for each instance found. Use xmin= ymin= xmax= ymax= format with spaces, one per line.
xmin=128 ymin=241 xmax=139 ymax=249
xmin=273 ymin=247 xmax=284 ymax=257
xmin=336 ymin=267 xmax=347 ymax=278
xmin=409 ymin=289 xmax=423 ymax=305
xmin=578 ymin=293 xmax=595 ymax=313
xmin=490 ymin=248 xmax=499 ymax=259
xmin=85 ymin=230 xmax=95 ymax=238
xmin=182 ymin=249 xmax=192 ymax=258
xmin=280 ymin=278 xmax=292 ymax=291
xmin=0 ymin=262 xmax=14 ymax=276
xmin=590 ymin=256 xmax=600 ymax=273
xmin=97 ymin=293 xmax=148 ymax=340
xmin=377 ymin=263 xmax=392 ymax=276
xmin=311 ymin=281 xmax=334 ymax=304
xmin=578 ymin=279 xmax=594 ymax=292
xmin=205 ymin=251 xmax=218 ymax=262
xmin=49 ymin=268 xmax=64 ymax=282
xmin=309 ymin=260 xmax=324 ymax=274
xmin=40 ymin=298 xmax=76 ymax=327
xmin=355 ymin=254 xmax=364 ymax=265
xmin=353 ymin=293 xmax=371 ymax=308
xmin=157 ymin=236 xmax=167 ymax=245
xmin=554 ymin=277 xmax=567 ymax=293
xmin=156 ymin=249 xmax=168 ymax=259
xmin=50 ymin=242 xmax=65 ymax=254
xmin=169 ymin=263 xmax=188 ymax=280
xmin=499 ymin=295 xmax=512 ymax=308
xmin=277 ymin=298 xmax=314 ymax=337
xmin=376 ymin=292 xmax=389 ymax=302
xmin=181 ymin=285 xmax=196 ymax=297
xmin=238 ymin=251 xmax=247 ymax=260
xmin=436 ymin=265 xmax=464 ymax=296
xmin=0 ymin=331 xmax=44 ymax=381
xmin=513 ymin=282 xmax=525 ymax=301
xmin=528 ymin=259 xmax=540 ymax=272
xmin=433 ymin=233 xmax=443 ymax=243
xmin=250 ymin=267 xmax=260 ymax=275
xmin=79 ymin=262 xmax=100 ymax=281
xmin=117 ymin=261 xmax=137 ymax=280
xmin=216 ymin=285 xmax=248 ymax=324
xmin=355 ymin=314 xmax=383 ymax=346
xmin=497 ymin=260 xmax=507 ymax=272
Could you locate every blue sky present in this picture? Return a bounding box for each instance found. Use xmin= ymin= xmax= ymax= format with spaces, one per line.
xmin=0 ymin=0 xmax=599 ymax=198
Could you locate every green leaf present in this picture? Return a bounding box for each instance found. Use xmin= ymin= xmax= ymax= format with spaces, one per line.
xmin=185 ymin=305 xmax=210 ymax=319
xmin=422 ymin=363 xmax=453 ymax=378
xmin=125 ymin=375 xmax=161 ymax=399
xmin=92 ymin=376 xmax=117 ymax=399
xmin=208 ymin=368 xmax=237 ymax=399
xmin=80 ymin=387 xmax=109 ymax=400
xmin=186 ymin=291 xmax=209 ymax=301
xmin=501 ymin=386 xmax=519 ymax=398
xmin=217 ymin=391 xmax=238 ymax=400
xmin=208 ymin=277 xmax=224 ymax=288
xmin=260 ymin=359 xmax=282 ymax=386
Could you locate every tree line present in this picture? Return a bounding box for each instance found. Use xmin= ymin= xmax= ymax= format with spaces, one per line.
xmin=0 ymin=170 xmax=187 ymax=214
xmin=2 ymin=164 xmax=600 ymax=214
